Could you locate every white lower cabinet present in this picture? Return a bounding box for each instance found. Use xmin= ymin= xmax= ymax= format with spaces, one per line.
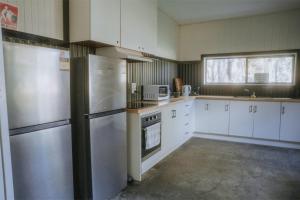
xmin=252 ymin=102 xmax=281 ymax=140
xmin=196 ymin=100 xmax=230 ymax=135
xmin=229 ymin=101 xmax=254 ymax=137
xmin=161 ymin=105 xmax=177 ymax=155
xmin=280 ymin=103 xmax=300 ymax=142
xmin=161 ymin=101 xmax=194 ymax=157
xmin=229 ymin=101 xmax=281 ymax=139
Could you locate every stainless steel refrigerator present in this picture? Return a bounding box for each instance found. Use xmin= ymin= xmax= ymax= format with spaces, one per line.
xmin=3 ymin=42 xmax=74 ymax=199
xmin=71 ymin=55 xmax=127 ymax=200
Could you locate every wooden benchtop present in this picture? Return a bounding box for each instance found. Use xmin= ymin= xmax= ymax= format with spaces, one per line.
xmin=127 ymin=96 xmax=300 ymax=114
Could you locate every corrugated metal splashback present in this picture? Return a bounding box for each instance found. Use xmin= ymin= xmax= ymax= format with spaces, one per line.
xmin=127 ymin=60 xmax=178 ymax=102
xmin=177 ymin=62 xmax=201 ymax=93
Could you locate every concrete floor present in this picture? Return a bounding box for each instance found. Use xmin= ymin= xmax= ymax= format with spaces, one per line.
xmin=115 ymin=138 xmax=300 ymax=200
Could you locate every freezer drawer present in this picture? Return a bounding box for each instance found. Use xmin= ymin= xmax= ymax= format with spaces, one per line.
xmin=3 ymin=42 xmax=70 ymax=129
xmin=10 ymin=125 xmax=74 ymax=199
xmin=88 ymin=55 xmax=126 ymax=113
xmin=90 ymin=111 xmax=127 ymax=200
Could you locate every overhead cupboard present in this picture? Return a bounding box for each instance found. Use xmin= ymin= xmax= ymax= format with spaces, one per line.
xmin=196 ymin=99 xmax=300 ymax=143
xmin=70 ymin=0 xmax=158 ymax=55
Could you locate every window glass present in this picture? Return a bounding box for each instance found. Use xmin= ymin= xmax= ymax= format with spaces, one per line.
xmin=204 ymin=53 xmax=296 ymax=85
xmin=247 ymin=56 xmax=294 ymax=84
xmin=205 ymin=58 xmax=246 ymax=84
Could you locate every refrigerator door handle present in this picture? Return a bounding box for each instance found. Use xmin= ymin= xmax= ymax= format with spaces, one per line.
xmin=86 ymin=108 xmax=126 ymax=119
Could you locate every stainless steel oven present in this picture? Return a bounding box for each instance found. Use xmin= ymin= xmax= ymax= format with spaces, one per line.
xmin=141 ymin=112 xmax=161 ymax=161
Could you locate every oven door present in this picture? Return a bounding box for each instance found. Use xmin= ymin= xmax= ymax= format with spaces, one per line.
xmin=158 ymin=86 xmax=169 ymax=98
xmin=141 ymin=122 xmax=161 ymax=161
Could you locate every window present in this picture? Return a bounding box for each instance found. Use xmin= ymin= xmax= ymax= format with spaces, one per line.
xmin=204 ymin=53 xmax=296 ymax=85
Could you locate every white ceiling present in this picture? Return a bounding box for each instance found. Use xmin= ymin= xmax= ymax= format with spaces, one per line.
xmin=158 ymin=0 xmax=300 ymax=24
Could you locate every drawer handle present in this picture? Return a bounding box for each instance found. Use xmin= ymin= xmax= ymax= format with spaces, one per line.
xmin=282 ymin=106 xmax=285 ymax=115
xmin=185 ymin=132 xmax=189 ymax=135
xmin=185 ymin=123 xmax=189 ymax=126
xmin=185 ymin=113 xmax=189 ymax=117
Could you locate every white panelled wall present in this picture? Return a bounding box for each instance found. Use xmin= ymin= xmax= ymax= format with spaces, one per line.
xmin=179 ymin=9 xmax=300 ymax=61
xmin=3 ymin=0 xmax=63 ymax=40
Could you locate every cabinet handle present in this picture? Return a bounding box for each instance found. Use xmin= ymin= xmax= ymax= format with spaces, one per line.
xmin=282 ymin=106 xmax=285 ymax=115
xmin=171 ymin=110 xmax=177 ymax=118
xmin=253 ymin=105 xmax=257 ymax=113
xmin=116 ymin=41 xmax=119 ymax=44
xmin=249 ymin=105 xmax=253 ymax=113
xmin=205 ymin=104 xmax=209 ymax=111
xmin=225 ymin=104 xmax=229 ymax=112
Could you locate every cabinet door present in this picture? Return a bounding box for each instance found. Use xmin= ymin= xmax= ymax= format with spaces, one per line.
xmin=121 ymin=0 xmax=157 ymax=54
xmin=175 ymin=102 xmax=186 ymax=144
xmin=121 ymin=0 xmax=143 ymax=52
xmin=229 ymin=101 xmax=254 ymax=137
xmin=161 ymin=106 xmax=176 ymax=154
xmin=139 ymin=0 xmax=157 ymax=54
xmin=253 ymin=102 xmax=281 ymax=140
xmin=157 ymin=10 xmax=178 ymax=60
xmin=208 ymin=100 xmax=230 ymax=135
xmin=91 ymin=0 xmax=121 ymax=46
xmin=195 ymin=100 xmax=211 ymax=133
xmin=280 ymin=103 xmax=300 ymax=142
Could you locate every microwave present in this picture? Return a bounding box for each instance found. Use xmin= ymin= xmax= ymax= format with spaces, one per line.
xmin=143 ymin=85 xmax=170 ymax=101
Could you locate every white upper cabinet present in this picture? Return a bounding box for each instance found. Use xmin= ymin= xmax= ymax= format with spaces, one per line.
xmin=70 ymin=0 xmax=121 ymax=46
xmin=157 ymin=10 xmax=179 ymax=60
xmin=229 ymin=101 xmax=254 ymax=137
xmin=252 ymin=102 xmax=281 ymax=140
xmin=280 ymin=103 xmax=300 ymax=142
xmin=121 ymin=0 xmax=157 ymax=54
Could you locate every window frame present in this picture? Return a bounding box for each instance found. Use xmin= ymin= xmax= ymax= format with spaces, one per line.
xmin=203 ymin=52 xmax=297 ymax=86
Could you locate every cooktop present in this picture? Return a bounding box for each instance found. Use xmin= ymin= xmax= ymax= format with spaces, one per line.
xmin=127 ymin=102 xmax=156 ymax=109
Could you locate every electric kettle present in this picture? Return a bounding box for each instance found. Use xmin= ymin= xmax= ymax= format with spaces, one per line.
xmin=182 ymin=85 xmax=192 ymax=96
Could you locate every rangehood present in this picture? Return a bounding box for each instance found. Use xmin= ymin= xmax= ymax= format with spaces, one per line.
xmin=96 ymin=47 xmax=153 ymax=62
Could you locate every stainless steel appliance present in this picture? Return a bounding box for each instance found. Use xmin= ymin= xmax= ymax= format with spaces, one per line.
xmin=71 ymin=55 xmax=127 ymax=200
xmin=143 ymin=85 xmax=170 ymax=101
xmin=141 ymin=112 xmax=161 ymax=161
xmin=3 ymin=42 xmax=74 ymax=199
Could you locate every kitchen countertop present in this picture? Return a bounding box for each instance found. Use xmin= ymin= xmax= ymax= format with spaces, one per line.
xmin=126 ymin=95 xmax=300 ymax=114
xmin=126 ymin=96 xmax=196 ymax=114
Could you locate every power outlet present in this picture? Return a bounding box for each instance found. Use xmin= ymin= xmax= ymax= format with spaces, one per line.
xmin=131 ymin=83 xmax=137 ymax=94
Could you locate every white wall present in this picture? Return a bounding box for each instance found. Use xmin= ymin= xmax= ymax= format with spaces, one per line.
xmin=3 ymin=0 xmax=64 ymax=40
xmin=157 ymin=9 xmax=179 ymax=60
xmin=179 ymin=9 xmax=300 ymax=61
